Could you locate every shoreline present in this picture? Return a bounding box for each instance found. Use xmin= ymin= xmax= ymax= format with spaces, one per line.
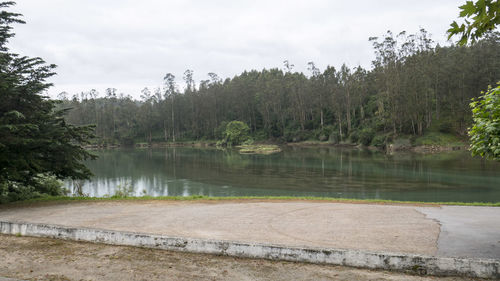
xmin=3 ymin=195 xmax=499 ymax=208
xmin=84 ymin=140 xmax=469 ymax=154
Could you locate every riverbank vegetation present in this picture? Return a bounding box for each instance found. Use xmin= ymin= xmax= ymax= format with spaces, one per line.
xmin=59 ymin=31 xmax=500 ymax=150
xmin=238 ymin=145 xmax=282 ymax=155
xmin=4 ymin=195 xmax=499 ymax=207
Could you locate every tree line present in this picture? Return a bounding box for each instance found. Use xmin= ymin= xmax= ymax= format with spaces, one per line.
xmin=59 ymin=30 xmax=500 ymax=147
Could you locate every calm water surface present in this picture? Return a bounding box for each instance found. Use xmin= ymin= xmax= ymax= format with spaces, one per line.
xmin=69 ymin=147 xmax=500 ymax=202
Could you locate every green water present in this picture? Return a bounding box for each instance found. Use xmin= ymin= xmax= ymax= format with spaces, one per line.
xmin=70 ymin=147 xmax=500 ymax=203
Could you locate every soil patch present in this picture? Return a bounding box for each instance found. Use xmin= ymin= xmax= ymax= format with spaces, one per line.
xmin=0 ymin=235 xmax=481 ymax=281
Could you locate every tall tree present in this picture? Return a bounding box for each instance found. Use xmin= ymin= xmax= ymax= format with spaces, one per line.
xmin=163 ymin=73 xmax=176 ymax=142
xmin=0 ymin=1 xmax=95 ymax=199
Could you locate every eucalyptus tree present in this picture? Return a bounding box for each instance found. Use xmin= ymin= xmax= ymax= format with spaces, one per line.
xmin=163 ymin=72 xmax=176 ymax=142
xmin=370 ymin=31 xmax=402 ymax=134
xmin=308 ymin=61 xmax=326 ymax=130
xmin=323 ymin=66 xmax=343 ymax=140
xmin=139 ymin=87 xmax=153 ymax=142
xmin=50 ymin=27 xmax=500 ymax=147
xmin=208 ymin=72 xmax=222 ymax=133
xmin=339 ymin=64 xmax=354 ymax=134
xmin=183 ymin=69 xmax=198 ymax=137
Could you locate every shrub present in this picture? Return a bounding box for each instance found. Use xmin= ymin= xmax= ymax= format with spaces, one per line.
xmin=223 ymin=121 xmax=250 ymax=146
xmin=242 ymin=138 xmax=254 ymax=145
xmin=112 ymin=181 xmax=135 ymax=198
xmin=329 ymin=131 xmax=340 ymax=144
xmin=359 ymin=128 xmax=375 ymax=146
xmin=349 ymin=130 xmax=360 ymax=144
xmin=469 ymin=84 xmax=500 ymax=160
xmin=371 ymin=134 xmax=387 ymax=147
xmin=316 ymin=125 xmax=334 ymax=141
xmin=0 ymin=174 xmax=67 ymax=203
xmin=36 ymin=175 xmax=65 ymax=196
xmin=215 ymin=121 xmax=228 ymax=140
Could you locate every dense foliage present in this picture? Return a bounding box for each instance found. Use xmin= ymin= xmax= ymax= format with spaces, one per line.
xmin=60 ymin=30 xmax=500 ymax=147
xmin=220 ymin=121 xmax=250 ymax=146
xmin=448 ymin=0 xmax=500 ymax=45
xmin=448 ymin=0 xmax=500 ymax=160
xmin=469 ymin=84 xmax=500 ymax=159
xmin=0 ymin=2 xmax=95 ymax=202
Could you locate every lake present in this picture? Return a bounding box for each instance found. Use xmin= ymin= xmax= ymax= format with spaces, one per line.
xmin=68 ymin=146 xmax=500 ymax=203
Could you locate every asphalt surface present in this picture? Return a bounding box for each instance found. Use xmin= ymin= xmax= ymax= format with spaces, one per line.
xmin=418 ymin=206 xmax=500 ymax=259
xmin=0 ymin=200 xmax=498 ymax=259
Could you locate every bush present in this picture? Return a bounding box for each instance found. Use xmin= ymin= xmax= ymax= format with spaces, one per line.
xmin=415 ymin=132 xmax=463 ymax=146
xmin=36 ymin=175 xmax=65 ymax=196
xmin=283 ymin=129 xmax=314 ymax=142
xmin=469 ymin=84 xmax=500 ymax=160
xmin=0 ymin=174 xmax=67 ymax=203
xmin=438 ymin=120 xmax=455 ymax=134
xmin=215 ymin=121 xmax=228 ymax=140
xmin=358 ymin=128 xmax=375 ymax=146
xmin=349 ymin=130 xmax=360 ymax=144
xmin=120 ymin=136 xmax=135 ymax=146
xmin=296 ymin=130 xmax=314 ymax=142
xmin=253 ymin=130 xmax=268 ymax=141
xmin=329 ymin=131 xmax=340 ymax=144
xmin=283 ymin=128 xmax=297 ymax=142
xmin=242 ymin=138 xmax=254 ymax=145
xmin=221 ymin=121 xmax=250 ymax=146
xmin=371 ymin=134 xmax=387 ymax=147
xmin=316 ymin=125 xmax=334 ymax=141
xmin=112 ymin=181 xmax=135 ymax=198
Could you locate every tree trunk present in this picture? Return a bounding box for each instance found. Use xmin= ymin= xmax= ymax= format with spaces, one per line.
xmin=346 ymin=88 xmax=351 ymax=134
xmin=163 ymin=119 xmax=168 ymax=141
xmin=320 ymin=109 xmax=324 ymax=130
xmin=171 ymin=97 xmax=176 ymax=143
xmin=337 ymin=112 xmax=343 ymax=141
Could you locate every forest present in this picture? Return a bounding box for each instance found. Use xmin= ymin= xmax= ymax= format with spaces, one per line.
xmin=59 ymin=30 xmax=500 ymax=148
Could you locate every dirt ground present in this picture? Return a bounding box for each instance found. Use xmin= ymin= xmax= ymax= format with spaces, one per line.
xmin=0 ymin=235 xmax=483 ymax=281
xmin=0 ymin=200 xmax=441 ymax=255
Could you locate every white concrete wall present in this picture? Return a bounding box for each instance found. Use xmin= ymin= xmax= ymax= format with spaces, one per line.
xmin=1 ymin=221 xmax=498 ymax=279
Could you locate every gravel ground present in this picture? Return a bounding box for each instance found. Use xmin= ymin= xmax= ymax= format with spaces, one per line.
xmin=0 ymin=200 xmax=441 ymax=255
xmin=0 ymin=235 xmax=483 ymax=281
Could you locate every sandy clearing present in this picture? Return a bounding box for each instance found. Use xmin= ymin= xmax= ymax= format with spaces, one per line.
xmin=0 ymin=235 xmax=482 ymax=281
xmin=0 ymin=200 xmax=440 ymax=255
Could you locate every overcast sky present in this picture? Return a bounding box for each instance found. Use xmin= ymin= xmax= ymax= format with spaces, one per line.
xmin=9 ymin=0 xmax=465 ymax=99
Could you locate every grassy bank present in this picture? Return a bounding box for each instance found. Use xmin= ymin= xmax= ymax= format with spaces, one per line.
xmin=4 ymin=195 xmax=499 ymax=207
xmin=237 ymin=144 xmax=282 ymax=154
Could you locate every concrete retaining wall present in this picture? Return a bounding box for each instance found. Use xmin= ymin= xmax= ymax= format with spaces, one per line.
xmin=1 ymin=220 xmax=498 ymax=279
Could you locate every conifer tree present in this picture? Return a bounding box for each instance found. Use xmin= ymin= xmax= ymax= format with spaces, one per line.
xmin=0 ymin=1 xmax=95 ymax=199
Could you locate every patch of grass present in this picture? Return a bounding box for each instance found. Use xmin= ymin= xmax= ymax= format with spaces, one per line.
xmin=393 ymin=137 xmax=412 ymax=147
xmin=415 ymin=132 xmax=465 ymax=146
xmin=5 ymin=195 xmax=499 ymax=207
xmin=237 ymin=144 xmax=282 ymax=155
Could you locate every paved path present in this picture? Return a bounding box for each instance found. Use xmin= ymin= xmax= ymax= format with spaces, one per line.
xmin=418 ymin=206 xmax=500 ymax=259
xmin=0 ymin=200 xmax=498 ymax=259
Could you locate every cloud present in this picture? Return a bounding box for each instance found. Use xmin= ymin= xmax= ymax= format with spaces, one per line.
xmin=8 ymin=0 xmax=464 ymax=98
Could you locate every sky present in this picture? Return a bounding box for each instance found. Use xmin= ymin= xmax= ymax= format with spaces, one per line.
xmin=8 ymin=0 xmax=465 ymax=99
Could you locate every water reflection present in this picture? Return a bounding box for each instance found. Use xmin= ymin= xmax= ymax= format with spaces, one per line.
xmin=66 ymin=147 xmax=500 ymax=202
